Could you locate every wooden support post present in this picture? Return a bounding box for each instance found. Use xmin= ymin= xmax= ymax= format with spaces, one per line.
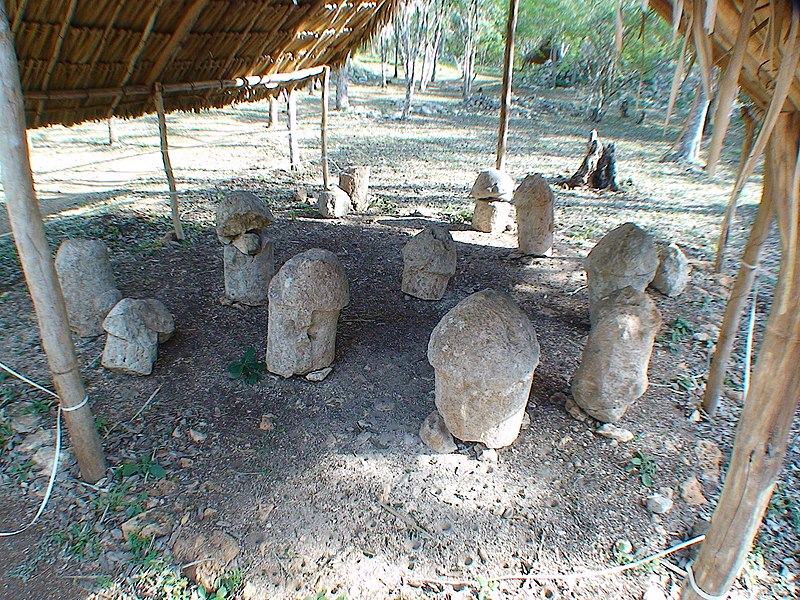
xmin=287 ymin=88 xmax=301 ymax=171
xmin=268 ymin=95 xmax=279 ymax=129
xmin=495 ymin=0 xmax=519 ymax=171
xmin=0 ymin=1 xmax=106 ymax=483
xmin=702 ymin=177 xmax=775 ymax=416
xmin=153 ymin=82 xmax=184 ymax=240
xmin=682 ymin=112 xmax=800 ymax=599
xmin=321 ymin=66 xmax=330 ymax=189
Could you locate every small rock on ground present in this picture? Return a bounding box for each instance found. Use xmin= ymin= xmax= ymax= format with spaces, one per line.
xmin=306 ymin=367 xmax=333 ymax=382
xmin=419 ymin=411 xmax=457 ymax=453
xmin=596 ymin=423 xmax=634 ymax=442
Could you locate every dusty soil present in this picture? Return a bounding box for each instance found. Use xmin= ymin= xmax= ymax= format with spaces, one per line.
xmin=0 ymin=75 xmax=797 ymax=600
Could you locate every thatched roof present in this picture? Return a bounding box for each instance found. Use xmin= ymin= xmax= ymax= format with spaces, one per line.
xmin=7 ymin=0 xmax=398 ymax=129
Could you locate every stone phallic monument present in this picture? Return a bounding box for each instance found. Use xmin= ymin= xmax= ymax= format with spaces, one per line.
xmin=317 ymin=184 xmax=352 ymax=218
xmin=651 ymin=243 xmax=690 ymax=297
xmin=514 ymin=173 xmax=554 ymax=256
xmin=101 ymin=298 xmax=175 ymax=376
xmin=266 ymin=249 xmax=350 ymax=377
xmin=339 ymin=166 xmax=371 ymax=212
xmin=584 ymin=222 xmax=658 ymax=321
xmin=54 ymin=239 xmax=123 ymax=337
xmin=571 ymin=287 xmax=662 ymax=422
xmin=427 ymin=289 xmax=540 ymax=448
xmin=216 ymin=191 xmax=275 ymax=306
xmin=401 ymin=226 xmax=457 ymax=300
xmin=470 ymin=169 xmax=515 ymax=234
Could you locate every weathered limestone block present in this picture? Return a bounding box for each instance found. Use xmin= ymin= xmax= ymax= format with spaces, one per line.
xmin=223 ymin=234 xmax=274 ymax=306
xmin=584 ymin=222 xmax=658 ymax=320
xmin=339 ymin=166 xmax=371 ymax=212
xmin=470 ymin=169 xmax=515 ymax=202
xmin=266 ymin=249 xmax=349 ymax=377
xmin=514 ymin=173 xmax=554 ymax=256
xmin=571 ymin=287 xmax=662 ymax=423
xmin=427 ymin=289 xmax=540 ymax=448
xmin=215 ymin=191 xmax=275 ymax=245
xmin=216 ymin=191 xmax=276 ymax=305
xmin=54 ymin=239 xmax=122 ymax=337
xmin=102 ymin=298 xmax=175 ymax=376
xmin=318 ymin=185 xmax=352 ymax=218
xmin=401 ymin=226 xmax=457 ymax=300
xmin=651 ymin=243 xmax=690 ymax=297
xmin=472 ymin=199 xmax=513 ymax=234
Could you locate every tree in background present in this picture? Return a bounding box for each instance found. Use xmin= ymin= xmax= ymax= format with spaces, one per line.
xmin=336 ymin=53 xmax=351 ymax=111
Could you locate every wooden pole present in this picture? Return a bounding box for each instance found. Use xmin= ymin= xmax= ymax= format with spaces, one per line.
xmin=682 ymin=112 xmax=800 ymax=600
xmin=321 ymin=66 xmax=330 ymax=189
xmin=287 ymin=88 xmax=301 ymax=171
xmin=153 ymin=82 xmax=184 ymax=241
xmin=0 ymin=1 xmax=106 ymax=483
xmin=702 ymin=173 xmax=775 ymax=416
xmin=268 ymin=95 xmax=279 ymax=129
xmin=495 ymin=0 xmax=519 ymax=171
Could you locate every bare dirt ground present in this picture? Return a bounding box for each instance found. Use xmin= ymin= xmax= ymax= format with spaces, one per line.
xmin=0 ymin=73 xmax=798 ymax=600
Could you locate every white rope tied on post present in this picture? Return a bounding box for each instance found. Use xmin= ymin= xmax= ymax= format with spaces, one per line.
xmin=686 ymin=563 xmax=729 ymax=600
xmin=0 ymin=360 xmax=90 ymax=537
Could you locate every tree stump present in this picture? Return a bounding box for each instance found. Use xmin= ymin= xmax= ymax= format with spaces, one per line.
xmin=563 ymin=130 xmax=619 ymax=191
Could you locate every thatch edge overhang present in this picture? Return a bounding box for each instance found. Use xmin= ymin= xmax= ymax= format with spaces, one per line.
xmin=8 ymin=0 xmax=400 ymax=129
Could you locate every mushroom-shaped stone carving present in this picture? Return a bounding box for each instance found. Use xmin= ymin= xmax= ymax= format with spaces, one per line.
xmin=402 ymin=226 xmax=457 ymax=300
xmin=571 ymin=287 xmax=662 ymax=423
xmin=584 ymin=222 xmax=658 ymax=321
xmin=101 ymin=298 xmax=175 ymax=376
xmin=650 ymin=243 xmax=690 ymax=297
xmin=317 ymin=185 xmax=352 ymax=219
xmin=427 ymin=289 xmax=540 ymax=448
xmin=266 ymin=249 xmax=350 ymax=377
xmin=514 ymin=173 xmax=555 ymax=256
xmin=216 ymin=191 xmax=276 ymax=306
xmin=472 ymin=199 xmax=513 ymax=234
xmin=54 ymin=239 xmax=122 ymax=337
xmin=470 ymin=169 xmax=515 ymax=201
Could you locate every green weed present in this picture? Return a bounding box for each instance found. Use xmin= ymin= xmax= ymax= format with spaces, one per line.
xmin=228 ymin=348 xmax=266 ymax=385
xmin=54 ymin=523 xmax=101 ymax=560
xmin=116 ymin=453 xmax=166 ymax=481
xmin=9 ymin=459 xmax=34 ymax=484
xmin=627 ymin=451 xmax=657 ymax=487
xmin=0 ymin=414 xmax=14 ymax=449
xmin=23 ymin=396 xmax=54 ymax=415
xmin=199 ymin=569 xmax=244 ymax=599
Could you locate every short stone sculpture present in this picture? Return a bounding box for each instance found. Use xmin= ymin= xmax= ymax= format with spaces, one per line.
xmin=266 ymin=249 xmax=349 ymax=377
xmin=54 ymin=239 xmax=122 ymax=337
xmin=216 ymin=191 xmax=275 ymax=306
xmin=571 ymin=287 xmax=662 ymax=422
xmin=317 ymin=185 xmax=352 ymax=218
xmin=584 ymin=222 xmax=658 ymax=321
xmin=102 ymin=298 xmax=175 ymax=376
xmin=470 ymin=169 xmax=515 ymax=234
xmin=427 ymin=289 xmax=540 ymax=448
xmin=651 ymin=243 xmax=690 ymax=297
xmin=514 ymin=173 xmax=554 ymax=256
xmin=401 ymin=226 xmax=457 ymax=300
xmin=339 ymin=166 xmax=371 ymax=212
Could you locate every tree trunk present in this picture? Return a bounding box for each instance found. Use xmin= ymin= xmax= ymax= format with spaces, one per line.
xmin=287 ymin=89 xmax=301 ymax=170
xmin=402 ymin=58 xmax=417 ymax=119
xmin=420 ymin=19 xmax=443 ymax=92
xmin=681 ymin=111 xmax=800 ymax=600
xmin=106 ymin=118 xmax=117 ymax=145
xmin=495 ymin=0 xmax=519 ymax=171
xmin=462 ymin=0 xmax=478 ymax=99
xmin=268 ymin=95 xmax=279 ymax=129
xmin=662 ymin=81 xmax=710 ymax=164
xmin=380 ymin=34 xmax=388 ymax=88
xmin=394 ymin=24 xmax=400 ymax=79
xmin=335 ymin=54 xmax=350 ymax=111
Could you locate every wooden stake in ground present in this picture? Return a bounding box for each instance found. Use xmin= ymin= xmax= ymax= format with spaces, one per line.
xmin=153 ymin=82 xmax=184 ymax=241
xmin=287 ymin=88 xmax=301 ymax=171
xmin=268 ymin=95 xmax=279 ymax=129
xmin=702 ymin=176 xmax=774 ymax=416
xmin=495 ymin=0 xmax=519 ymax=171
xmin=682 ymin=111 xmax=800 ymax=600
xmin=0 ymin=1 xmax=106 ymax=483
xmin=321 ymin=66 xmax=330 ymax=189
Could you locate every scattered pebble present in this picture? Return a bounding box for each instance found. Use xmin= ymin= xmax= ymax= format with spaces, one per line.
xmin=646 ymin=493 xmax=674 ymax=515
xmin=681 ymin=477 xmax=708 ymax=506
xmin=306 ymin=367 xmax=333 ymax=382
xmin=189 ymin=428 xmax=207 ymax=443
xmin=419 ymin=411 xmax=457 ymax=454
xmin=596 ymin=423 xmax=634 ymax=442
xmin=259 ymin=414 xmax=276 ymax=431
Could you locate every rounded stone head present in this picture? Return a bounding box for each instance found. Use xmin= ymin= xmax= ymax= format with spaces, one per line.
xmin=216 ymin=190 xmax=275 ymax=244
xmin=402 ymin=226 xmax=457 ymax=276
xmin=469 ymin=169 xmax=515 ymax=201
xmin=268 ymin=248 xmax=349 ymax=310
xmin=428 ymin=289 xmax=539 ymax=386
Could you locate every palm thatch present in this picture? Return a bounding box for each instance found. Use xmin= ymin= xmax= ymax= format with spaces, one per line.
xmin=7 ymin=0 xmax=399 ymax=128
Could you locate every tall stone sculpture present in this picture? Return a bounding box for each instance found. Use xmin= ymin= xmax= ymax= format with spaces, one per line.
xmin=101 ymin=298 xmax=175 ymax=376
xmin=266 ymin=249 xmax=350 ymax=377
xmin=401 ymin=226 xmax=457 ymax=300
xmin=55 ymin=239 xmax=122 ymax=337
xmin=216 ymin=191 xmax=275 ymax=306
xmin=514 ymin=173 xmax=554 ymax=256
xmin=470 ymin=169 xmax=515 ymax=234
xmin=427 ymin=289 xmax=540 ymax=448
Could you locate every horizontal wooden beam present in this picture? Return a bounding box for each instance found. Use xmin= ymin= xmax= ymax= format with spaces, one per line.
xmin=23 ymin=66 xmax=327 ymax=103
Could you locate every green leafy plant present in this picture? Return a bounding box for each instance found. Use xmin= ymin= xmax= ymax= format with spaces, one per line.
xmin=24 ymin=396 xmax=54 ymax=415
xmin=627 ymin=451 xmax=657 ymax=487
xmin=475 ymin=575 xmax=498 ymax=600
xmin=304 ymin=590 xmax=346 ymax=600
xmin=116 ymin=453 xmax=166 ymax=481
xmin=54 ymin=523 xmax=101 ymax=560
xmin=672 ymin=373 xmax=696 ymax=394
xmin=9 ymin=459 xmax=34 ymax=484
xmin=127 ymin=533 xmax=162 ymax=569
xmin=0 ymin=414 xmax=14 ymax=450
xmin=228 ymin=348 xmax=266 ymax=385
xmin=199 ymin=569 xmax=244 ymax=599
